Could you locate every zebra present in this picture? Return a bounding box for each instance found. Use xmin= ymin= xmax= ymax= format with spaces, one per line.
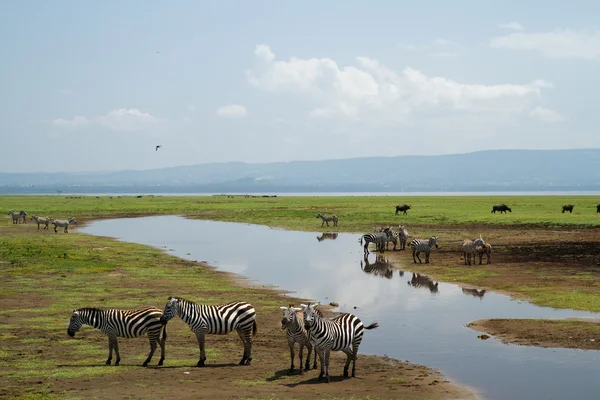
xmin=67 ymin=306 xmax=167 ymax=366
xmin=461 ymin=235 xmax=485 ymax=266
xmin=19 ymin=210 xmax=27 ymax=223
xmin=301 ymin=302 xmax=378 ymax=383
xmin=280 ymin=304 xmax=321 ymax=374
xmin=397 ymin=225 xmax=409 ymax=250
xmin=52 ymin=217 xmax=77 ymax=233
xmin=409 ymin=236 xmax=439 ymax=264
xmin=159 ymin=296 xmax=257 ymax=367
xmin=360 ymin=228 xmax=392 ymax=255
xmin=30 ymin=214 xmax=52 ymax=230
xmin=8 ymin=210 xmax=21 ymax=224
xmin=316 ymin=213 xmax=338 ymax=227
xmin=383 ymin=229 xmax=399 ymax=251
xmin=475 ymin=242 xmax=492 ymax=265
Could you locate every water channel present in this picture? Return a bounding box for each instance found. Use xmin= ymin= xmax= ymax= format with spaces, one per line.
xmin=81 ymin=216 xmax=600 ymax=400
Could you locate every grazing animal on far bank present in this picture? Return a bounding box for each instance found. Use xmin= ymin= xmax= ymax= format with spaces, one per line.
xmin=301 ymin=302 xmax=378 ymax=383
xmin=461 ymin=235 xmax=485 ymax=266
xmin=409 ymin=236 xmax=439 ymax=264
xmin=491 ymin=204 xmax=512 ymax=214
xmin=316 ymin=213 xmax=338 ymax=227
xmin=317 ymin=233 xmax=338 ymax=242
xmin=395 ymin=204 xmax=411 ymax=215
xmin=280 ymin=305 xmax=320 ymax=374
xmin=67 ymin=307 xmax=167 ymax=366
xmin=475 ymin=243 xmax=492 ymax=265
xmin=52 ymin=217 xmax=77 ymax=233
xmin=562 ymin=204 xmax=575 ymax=213
xmin=31 ymin=214 xmax=52 ymax=230
xmin=160 ymin=297 xmax=257 ymax=367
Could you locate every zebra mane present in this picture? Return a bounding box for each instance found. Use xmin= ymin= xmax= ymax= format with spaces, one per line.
xmin=77 ymin=307 xmax=104 ymax=312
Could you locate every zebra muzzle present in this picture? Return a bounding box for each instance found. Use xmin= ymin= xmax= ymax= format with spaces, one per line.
xmin=67 ymin=329 xmax=75 ymax=337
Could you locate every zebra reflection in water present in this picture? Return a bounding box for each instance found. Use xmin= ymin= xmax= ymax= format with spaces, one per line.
xmin=407 ymin=273 xmax=439 ymax=294
xmin=360 ymin=254 xmax=394 ymax=279
xmin=316 ymin=232 xmax=338 ymax=242
xmin=462 ymin=287 xmax=486 ymax=299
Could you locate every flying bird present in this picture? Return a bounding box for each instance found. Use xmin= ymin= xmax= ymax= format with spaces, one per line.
xmin=155 ymin=145 xmax=162 ymax=151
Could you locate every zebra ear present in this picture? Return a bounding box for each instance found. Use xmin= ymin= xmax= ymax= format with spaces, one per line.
xmin=280 ymin=306 xmax=288 ymax=310
xmin=300 ymin=303 xmax=308 ymax=309
xmin=313 ymin=302 xmax=320 ymax=308
xmin=293 ymin=307 xmax=303 ymax=312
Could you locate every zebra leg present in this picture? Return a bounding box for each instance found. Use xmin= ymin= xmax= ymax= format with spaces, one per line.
xmin=311 ymin=343 xmax=318 ymax=370
xmin=351 ymin=344 xmax=359 ymax=378
xmin=324 ymin=349 xmax=331 ymax=383
xmin=287 ymin=339 xmax=295 ymax=373
xmin=195 ymin=331 xmax=207 ymax=367
xmin=298 ymin=343 xmax=305 ymax=374
xmin=317 ymin=348 xmax=326 ymax=381
xmin=157 ymin=327 xmax=166 ymax=366
xmin=342 ymin=348 xmax=352 ymax=378
xmin=425 ymin=251 xmax=430 ymax=264
xmin=113 ymin=337 xmax=121 ymax=366
xmin=106 ymin=336 xmax=114 ymax=365
xmin=364 ymin=242 xmax=370 ymax=256
xmin=237 ymin=327 xmax=253 ymax=365
xmin=143 ymin=335 xmax=158 ymax=367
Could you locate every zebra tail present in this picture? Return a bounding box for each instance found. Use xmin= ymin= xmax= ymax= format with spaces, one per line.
xmin=161 ymin=324 xmax=168 ymax=342
xmin=252 ymin=320 xmax=257 ymax=336
xmin=364 ymin=322 xmax=379 ymax=330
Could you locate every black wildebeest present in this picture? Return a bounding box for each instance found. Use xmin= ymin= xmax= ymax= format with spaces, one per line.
xmin=395 ymin=204 xmax=411 ymax=215
xmin=562 ymin=204 xmax=575 ymax=213
xmin=491 ymin=204 xmax=511 ymax=214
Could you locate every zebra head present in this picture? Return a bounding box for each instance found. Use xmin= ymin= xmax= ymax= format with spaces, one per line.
xmin=301 ymin=302 xmax=320 ymax=330
xmin=68 ymin=217 xmax=77 ymax=224
xmin=160 ymin=297 xmax=180 ymax=325
xmin=67 ymin=309 xmax=83 ymax=337
xmin=429 ymin=236 xmax=439 ymax=248
xmin=472 ymin=235 xmax=485 ymax=248
xmin=316 ymin=213 xmax=323 ymax=219
xmin=280 ymin=305 xmax=302 ymax=330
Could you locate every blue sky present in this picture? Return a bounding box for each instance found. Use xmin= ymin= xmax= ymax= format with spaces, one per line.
xmin=2 ymin=0 xmax=599 ymax=172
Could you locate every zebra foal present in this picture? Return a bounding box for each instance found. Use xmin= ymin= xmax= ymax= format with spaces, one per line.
xmin=301 ymin=302 xmax=378 ymax=383
xmin=160 ymin=297 xmax=257 ymax=367
xmin=67 ymin=306 xmax=167 ymax=366
xmin=461 ymin=235 xmax=485 ymax=266
xmin=409 ymin=236 xmax=439 ymax=264
xmin=316 ymin=213 xmax=338 ymax=227
xmin=280 ymin=305 xmax=320 ymax=374
xmin=31 ymin=214 xmax=52 ymax=230
xmin=52 ymin=217 xmax=77 ymax=233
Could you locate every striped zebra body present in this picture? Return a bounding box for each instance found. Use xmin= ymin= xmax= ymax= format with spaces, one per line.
xmin=316 ymin=213 xmax=338 ymax=227
xmin=409 ymin=236 xmax=439 ymax=264
xmin=53 ymin=217 xmax=77 ymax=233
xmin=397 ymin=226 xmax=409 ymax=250
xmin=461 ymin=236 xmax=485 ymax=266
xmin=8 ymin=210 xmax=26 ymax=224
xmin=301 ymin=303 xmax=378 ymax=382
xmin=475 ymin=243 xmax=492 ymax=265
xmin=384 ymin=230 xmax=399 ymax=251
xmin=160 ymin=297 xmax=257 ymax=367
xmin=360 ymin=228 xmax=392 ymax=255
xmin=280 ymin=305 xmax=322 ymax=373
xmin=31 ymin=214 xmax=52 ymax=230
xmin=67 ymin=307 xmax=167 ymax=366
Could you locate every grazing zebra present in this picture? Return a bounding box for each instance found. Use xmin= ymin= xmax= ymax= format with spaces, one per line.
xmin=409 ymin=236 xmax=439 ymax=264
xmin=67 ymin=307 xmax=167 ymax=366
xmin=395 ymin=204 xmax=411 ymax=215
xmin=280 ymin=305 xmax=321 ymax=374
xmin=8 ymin=210 xmax=21 ymax=224
xmin=316 ymin=213 xmax=338 ymax=227
xmin=397 ymin=225 xmax=409 ymax=250
xmin=475 ymin=243 xmax=492 ymax=265
xmin=316 ymin=232 xmax=338 ymax=242
xmin=30 ymin=214 xmax=52 ymax=230
xmin=52 ymin=217 xmax=77 ymax=233
xmin=491 ymin=204 xmax=511 ymax=214
xmin=361 ymin=254 xmax=394 ymax=279
xmin=360 ymin=228 xmax=392 ymax=255
xmin=562 ymin=204 xmax=575 ymax=213
xmin=461 ymin=235 xmax=485 ymax=266
xmin=160 ymin=297 xmax=257 ymax=367
xmin=301 ymin=303 xmax=378 ymax=383
xmin=408 ymin=273 xmax=439 ymax=293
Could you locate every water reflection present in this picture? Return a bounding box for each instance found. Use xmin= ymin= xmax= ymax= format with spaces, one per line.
xmin=462 ymin=287 xmax=487 ymax=299
xmin=82 ymin=216 xmax=600 ymax=400
xmin=408 ymin=273 xmax=439 ymax=294
xmin=316 ymin=232 xmax=338 ymax=242
xmin=360 ymin=254 xmax=394 ymax=279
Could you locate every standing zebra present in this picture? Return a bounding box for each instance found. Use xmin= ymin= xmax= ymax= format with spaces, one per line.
xmin=8 ymin=210 xmax=21 ymax=224
xmin=316 ymin=213 xmax=338 ymax=227
xmin=475 ymin=243 xmax=492 ymax=265
xmin=301 ymin=302 xmax=378 ymax=383
xmin=19 ymin=210 xmax=27 ymax=223
xmin=30 ymin=214 xmax=52 ymax=230
xmin=52 ymin=217 xmax=77 ymax=233
xmin=67 ymin=306 xmax=167 ymax=366
xmin=409 ymin=236 xmax=439 ymax=264
xmin=160 ymin=297 xmax=257 ymax=367
xmin=360 ymin=228 xmax=392 ymax=255
xmin=397 ymin=225 xmax=409 ymax=250
xmin=280 ymin=305 xmax=321 ymax=374
xmin=461 ymin=235 xmax=485 ymax=266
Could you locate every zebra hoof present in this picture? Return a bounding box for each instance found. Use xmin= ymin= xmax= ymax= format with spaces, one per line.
xmin=196 ymin=361 xmax=205 ymax=367
xmin=344 ymin=369 xmax=349 ymax=378
xmin=115 ymin=360 xmax=120 ymax=366
xmin=158 ymin=359 xmax=164 ymax=366
xmin=318 ymin=374 xmax=324 ymax=381
xmin=105 ymin=360 xmax=111 ymax=366
xmin=142 ymin=361 xmax=149 ymax=367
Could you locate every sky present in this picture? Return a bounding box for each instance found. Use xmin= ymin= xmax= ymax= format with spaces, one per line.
xmin=2 ymin=0 xmax=600 ymax=173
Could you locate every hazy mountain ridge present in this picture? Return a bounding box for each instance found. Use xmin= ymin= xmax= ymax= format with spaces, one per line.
xmin=2 ymin=149 xmax=600 ymax=193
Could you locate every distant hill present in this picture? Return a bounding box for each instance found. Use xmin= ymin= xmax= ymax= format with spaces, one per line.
xmin=1 ymin=149 xmax=600 ymax=193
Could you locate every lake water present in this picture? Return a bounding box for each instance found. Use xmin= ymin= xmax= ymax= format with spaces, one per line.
xmin=81 ymin=216 xmax=600 ymax=400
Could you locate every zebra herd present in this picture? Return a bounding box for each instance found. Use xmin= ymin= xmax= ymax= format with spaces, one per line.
xmin=67 ymin=297 xmax=377 ymax=382
xmin=7 ymin=210 xmax=77 ymax=233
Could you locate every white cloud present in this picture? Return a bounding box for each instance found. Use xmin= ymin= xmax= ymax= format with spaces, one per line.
xmin=97 ymin=109 xmax=164 ymax=132
xmin=246 ymin=44 xmax=551 ymax=121
xmin=529 ymin=106 xmax=566 ymax=123
xmin=216 ymin=104 xmax=247 ymax=118
xmin=51 ymin=116 xmax=88 ymax=129
xmin=491 ymin=29 xmax=600 ymax=59
xmin=499 ymin=22 xmax=525 ymax=31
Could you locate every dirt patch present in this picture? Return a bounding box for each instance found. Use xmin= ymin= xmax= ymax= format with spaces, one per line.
xmin=467 ymin=318 xmax=600 ymax=351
